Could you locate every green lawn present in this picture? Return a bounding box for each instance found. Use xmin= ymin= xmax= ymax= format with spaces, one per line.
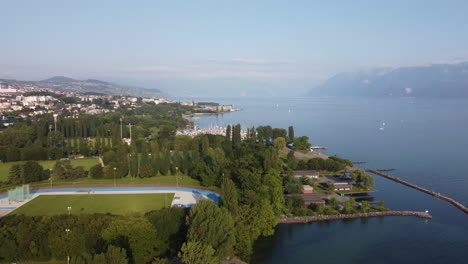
xmin=12 ymin=193 xmax=174 ymax=216
xmin=0 ymin=158 xmax=100 ymax=181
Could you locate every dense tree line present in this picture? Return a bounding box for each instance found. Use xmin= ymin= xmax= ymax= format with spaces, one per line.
xmin=0 ymin=207 xmax=189 ymax=263
xmin=8 ymin=161 xmax=49 ymax=185
xmin=0 ymin=103 xmax=191 ymax=163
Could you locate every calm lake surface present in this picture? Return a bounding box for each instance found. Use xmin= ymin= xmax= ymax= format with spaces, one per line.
xmin=190 ymin=97 xmax=468 ymax=264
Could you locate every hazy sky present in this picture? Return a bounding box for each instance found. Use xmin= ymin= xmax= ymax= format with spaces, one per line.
xmin=2 ymin=0 xmax=468 ymax=95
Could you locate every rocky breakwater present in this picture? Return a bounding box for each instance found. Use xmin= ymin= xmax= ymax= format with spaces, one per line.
xmin=279 ymin=211 xmax=432 ymax=224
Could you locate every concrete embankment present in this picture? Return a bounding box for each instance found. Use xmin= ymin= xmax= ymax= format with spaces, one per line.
xmin=279 ymin=211 xmax=432 ymax=224
xmin=366 ymin=169 xmax=468 ymax=214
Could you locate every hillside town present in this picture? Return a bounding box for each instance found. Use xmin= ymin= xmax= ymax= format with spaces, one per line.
xmin=0 ymin=80 xmax=236 ymax=127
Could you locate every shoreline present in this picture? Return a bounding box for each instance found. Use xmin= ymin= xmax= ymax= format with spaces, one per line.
xmin=278 ymin=211 xmax=432 ymax=224
xmin=184 ymin=109 xmax=240 ymax=118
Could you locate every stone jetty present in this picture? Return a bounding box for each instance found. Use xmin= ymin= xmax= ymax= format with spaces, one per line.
xmin=279 ymin=211 xmax=432 ymax=224
xmin=366 ymin=169 xmax=468 ymax=214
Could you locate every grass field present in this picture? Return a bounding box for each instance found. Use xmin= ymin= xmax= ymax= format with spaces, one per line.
xmin=12 ymin=193 xmax=174 ymax=216
xmin=0 ymin=158 xmax=100 ymax=182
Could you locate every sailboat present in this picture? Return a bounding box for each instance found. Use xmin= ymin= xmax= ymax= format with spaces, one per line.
xmin=379 ymin=121 xmax=386 ymax=131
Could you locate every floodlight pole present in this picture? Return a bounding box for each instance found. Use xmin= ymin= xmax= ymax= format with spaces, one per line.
xmin=65 ymin=228 xmax=71 ymax=264
xmin=129 ymin=123 xmax=132 ymax=140
xmin=50 ymin=168 xmax=53 ymax=189
xmin=113 ymin=167 xmax=117 ymax=187
xmin=176 ymin=167 xmax=179 ymax=188
xmin=53 ymin=114 xmax=58 ymax=131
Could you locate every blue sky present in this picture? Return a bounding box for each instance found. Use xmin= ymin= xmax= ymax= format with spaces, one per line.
xmin=2 ymin=0 xmax=468 ymax=96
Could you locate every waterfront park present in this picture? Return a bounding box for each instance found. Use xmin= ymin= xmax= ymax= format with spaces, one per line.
xmin=0 ymin=157 xmax=220 ymax=217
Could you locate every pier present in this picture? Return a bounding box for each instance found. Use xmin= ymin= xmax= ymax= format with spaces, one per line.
xmin=279 ymin=211 xmax=432 ymax=224
xmin=366 ymin=169 xmax=468 ymax=214
xmin=311 ymin=146 xmax=328 ymax=150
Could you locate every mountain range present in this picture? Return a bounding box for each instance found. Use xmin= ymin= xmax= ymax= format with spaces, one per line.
xmin=0 ymin=76 xmax=163 ymax=97
xmin=309 ymin=62 xmax=468 ymax=97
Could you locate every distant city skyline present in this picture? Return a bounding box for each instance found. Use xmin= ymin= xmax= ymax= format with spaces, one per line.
xmin=2 ymin=0 xmax=468 ymax=96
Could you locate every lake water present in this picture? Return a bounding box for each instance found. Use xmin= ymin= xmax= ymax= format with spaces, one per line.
xmin=190 ymin=97 xmax=468 ymax=264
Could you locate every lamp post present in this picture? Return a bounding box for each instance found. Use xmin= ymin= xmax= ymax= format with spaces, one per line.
xmin=65 ymin=228 xmax=71 ymax=264
xmin=175 ymin=167 xmax=179 ymax=187
xmin=49 ymin=168 xmax=53 ymax=189
xmin=129 ymin=123 xmax=132 ymax=140
xmin=53 ymin=114 xmax=58 ymax=131
xmin=113 ymin=167 xmax=117 ymax=187
xmin=129 ymin=154 xmax=133 ymax=180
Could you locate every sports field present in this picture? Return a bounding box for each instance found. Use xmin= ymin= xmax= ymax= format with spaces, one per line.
xmin=12 ymin=193 xmax=174 ymax=216
xmin=0 ymin=158 xmax=100 ymax=181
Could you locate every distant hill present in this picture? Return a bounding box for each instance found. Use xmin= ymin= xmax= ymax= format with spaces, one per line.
xmin=309 ymin=62 xmax=468 ymax=97
xmin=41 ymin=76 xmax=77 ymax=83
xmin=1 ymin=76 xmax=162 ymax=97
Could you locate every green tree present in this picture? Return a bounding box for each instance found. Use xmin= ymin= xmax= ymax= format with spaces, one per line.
xmin=287 ymin=150 xmax=298 ymax=170
xmin=288 ymin=126 xmax=295 ymax=142
xmin=145 ymin=207 xmax=187 ymax=256
xmin=221 ymin=178 xmax=239 ymax=215
xmin=89 ymin=164 xmax=103 ymax=179
xmin=139 ymin=152 xmax=154 ymax=178
xmin=186 ymin=200 xmax=235 ymax=260
xmin=351 ymin=169 xmax=374 ymax=188
xmin=272 ymin=128 xmax=287 ymax=139
xmin=22 ymin=161 xmax=44 ymax=183
xmin=360 ymin=200 xmax=371 ymax=212
xmin=287 ymin=194 xmax=305 ymax=209
xmin=225 ymin=125 xmax=231 ymax=140
xmin=53 ymin=160 xmax=86 ymax=180
xmin=129 ymin=152 xmax=138 ymax=179
xmin=343 ymin=199 xmax=357 ymax=214
xmin=273 ymin=137 xmax=286 ymax=151
xmin=328 ymin=198 xmax=339 ymax=209
xmin=8 ymin=164 xmax=23 ymax=184
xmin=191 ymin=162 xmax=215 ymax=187
xmin=178 ymin=241 xmax=217 ymax=264
xmin=102 ymin=217 xmax=162 ymax=264
xmin=103 ymin=246 xmax=129 ymax=264
xmin=234 ymin=201 xmax=277 ymax=261
xmin=261 ymin=169 xmax=285 ymax=215
xmin=294 ymin=136 xmax=311 ymax=150
xmin=150 ymin=141 xmax=160 ymax=176
xmin=378 ymin=200 xmax=385 ymax=209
